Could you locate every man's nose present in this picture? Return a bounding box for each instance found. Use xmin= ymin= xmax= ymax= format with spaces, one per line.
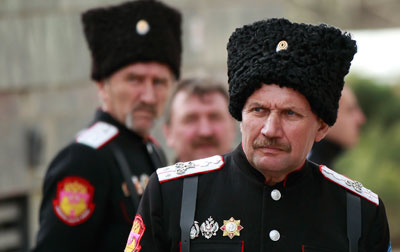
xmin=356 ymin=107 xmax=366 ymax=126
xmin=140 ymin=80 xmax=157 ymax=104
xmin=198 ymin=118 xmax=213 ymax=136
xmin=260 ymin=113 xmax=283 ymax=138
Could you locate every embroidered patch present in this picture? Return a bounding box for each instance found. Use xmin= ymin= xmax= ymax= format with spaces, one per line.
xmin=125 ymin=215 xmax=146 ymax=252
xmin=52 ymin=176 xmax=95 ymax=226
xmin=320 ymin=165 xmax=379 ymax=205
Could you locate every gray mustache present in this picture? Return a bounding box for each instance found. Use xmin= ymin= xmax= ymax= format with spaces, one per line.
xmin=252 ymin=137 xmax=291 ymax=152
xmin=133 ymin=104 xmax=157 ymax=116
xmin=192 ymin=136 xmax=219 ymax=148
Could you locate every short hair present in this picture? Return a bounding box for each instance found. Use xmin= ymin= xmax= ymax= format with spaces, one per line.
xmin=164 ymin=77 xmax=229 ymax=125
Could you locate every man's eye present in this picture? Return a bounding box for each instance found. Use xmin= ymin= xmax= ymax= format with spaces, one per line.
xmin=183 ymin=115 xmax=197 ymax=124
xmin=253 ymin=107 xmax=264 ymax=112
xmin=127 ymin=76 xmax=139 ymax=82
xmin=154 ymin=79 xmax=167 ymax=86
xmin=286 ymin=110 xmax=295 ymax=116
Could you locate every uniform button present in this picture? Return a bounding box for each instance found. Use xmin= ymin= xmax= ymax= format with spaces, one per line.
xmin=269 ymin=230 xmax=280 ymax=241
xmin=271 ymin=189 xmax=281 ymax=201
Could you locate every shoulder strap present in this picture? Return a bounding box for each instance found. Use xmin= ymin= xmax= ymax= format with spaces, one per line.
xmin=347 ymin=192 xmax=361 ymax=252
xmin=76 ymin=121 xmax=118 ymax=149
xmin=180 ymin=176 xmax=199 ymax=252
xmin=109 ymin=142 xmax=140 ymax=210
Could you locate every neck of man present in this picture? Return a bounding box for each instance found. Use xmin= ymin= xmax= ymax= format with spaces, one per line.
xmin=258 ymin=160 xmax=306 ymax=186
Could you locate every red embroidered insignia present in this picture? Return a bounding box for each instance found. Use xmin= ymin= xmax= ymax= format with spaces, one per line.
xmin=124 ymin=215 xmax=146 ymax=252
xmin=52 ymin=176 xmax=95 ymax=226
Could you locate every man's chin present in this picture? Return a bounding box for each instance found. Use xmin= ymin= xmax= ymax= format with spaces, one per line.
xmin=129 ymin=119 xmax=154 ymax=135
xmin=193 ymin=147 xmax=220 ymax=158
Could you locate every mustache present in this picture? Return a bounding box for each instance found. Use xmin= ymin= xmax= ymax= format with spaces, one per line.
xmin=252 ymin=137 xmax=291 ymax=152
xmin=191 ymin=136 xmax=219 ymax=148
xmin=133 ymin=103 xmax=157 ymax=116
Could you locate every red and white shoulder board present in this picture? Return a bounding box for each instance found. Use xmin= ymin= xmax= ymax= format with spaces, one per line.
xmin=320 ymin=165 xmax=379 ymax=206
xmin=157 ymin=155 xmax=224 ymax=183
xmin=76 ymin=121 xmax=119 ymax=149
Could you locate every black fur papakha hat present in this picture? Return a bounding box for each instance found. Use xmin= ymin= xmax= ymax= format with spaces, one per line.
xmin=82 ymin=0 xmax=182 ymax=81
xmin=227 ymin=18 xmax=357 ymax=125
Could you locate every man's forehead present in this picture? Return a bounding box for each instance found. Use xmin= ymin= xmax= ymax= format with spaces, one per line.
xmin=121 ymin=62 xmax=174 ymax=77
xmin=245 ymin=84 xmax=311 ymax=108
xmin=176 ymin=90 xmax=225 ymax=103
xmin=171 ymin=91 xmax=228 ymax=117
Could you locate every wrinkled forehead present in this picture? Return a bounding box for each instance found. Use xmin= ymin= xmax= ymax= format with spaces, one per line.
xmin=244 ymin=84 xmax=313 ymax=111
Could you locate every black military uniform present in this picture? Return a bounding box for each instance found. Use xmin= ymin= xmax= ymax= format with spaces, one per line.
xmin=33 ymin=0 xmax=182 ymax=251
xmin=130 ymin=144 xmax=390 ymax=252
xmin=124 ymin=18 xmax=391 ymax=252
xmin=33 ymin=110 xmax=166 ymax=251
xmin=308 ymin=139 xmax=344 ymax=168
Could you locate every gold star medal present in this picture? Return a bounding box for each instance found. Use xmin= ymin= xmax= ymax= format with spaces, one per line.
xmin=220 ymin=217 xmax=244 ymax=239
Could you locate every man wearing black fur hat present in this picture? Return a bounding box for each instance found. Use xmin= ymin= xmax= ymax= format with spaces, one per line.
xmin=32 ymin=1 xmax=181 ymax=251
xmin=124 ymin=18 xmax=391 ymax=252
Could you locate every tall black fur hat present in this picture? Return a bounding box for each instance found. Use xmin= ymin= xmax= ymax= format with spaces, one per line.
xmin=227 ymin=18 xmax=357 ymax=126
xmin=82 ymin=0 xmax=182 ymax=81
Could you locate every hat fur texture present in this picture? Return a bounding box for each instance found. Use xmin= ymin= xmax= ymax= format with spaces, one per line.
xmin=227 ymin=18 xmax=357 ymax=126
xmin=82 ymin=0 xmax=182 ymax=81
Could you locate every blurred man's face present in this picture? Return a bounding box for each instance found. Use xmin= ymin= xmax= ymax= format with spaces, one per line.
xmin=241 ymin=84 xmax=329 ymax=185
xmin=164 ymin=91 xmax=236 ymax=162
xmin=97 ymin=62 xmax=174 ymax=137
xmin=326 ymin=86 xmax=366 ymax=148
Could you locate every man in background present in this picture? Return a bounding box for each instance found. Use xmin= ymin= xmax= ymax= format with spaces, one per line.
xmin=32 ymin=0 xmax=182 ymax=251
xmin=163 ymin=77 xmax=236 ymax=162
xmin=308 ymin=85 xmax=366 ymax=168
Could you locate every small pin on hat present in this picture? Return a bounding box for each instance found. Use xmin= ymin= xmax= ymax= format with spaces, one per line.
xmin=136 ymin=19 xmax=150 ymax=35
xmin=276 ymin=40 xmax=288 ymax=52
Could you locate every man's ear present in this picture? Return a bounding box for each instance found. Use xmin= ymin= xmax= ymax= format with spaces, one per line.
xmin=162 ymin=124 xmax=174 ymax=147
xmin=96 ymin=80 xmax=110 ymax=109
xmin=96 ymin=81 xmax=106 ymax=100
xmin=315 ymin=119 xmax=330 ymax=142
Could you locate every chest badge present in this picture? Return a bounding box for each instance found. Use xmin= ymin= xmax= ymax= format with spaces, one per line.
xmin=200 ymin=216 xmax=219 ymax=239
xmin=190 ymin=221 xmax=200 ymax=240
xmin=220 ymin=217 xmax=244 ymax=239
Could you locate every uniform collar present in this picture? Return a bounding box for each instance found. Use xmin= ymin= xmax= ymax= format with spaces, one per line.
xmin=231 ymin=144 xmax=312 ymax=188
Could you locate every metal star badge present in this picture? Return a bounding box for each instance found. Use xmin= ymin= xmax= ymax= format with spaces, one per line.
xmin=220 ymin=217 xmax=244 ymax=239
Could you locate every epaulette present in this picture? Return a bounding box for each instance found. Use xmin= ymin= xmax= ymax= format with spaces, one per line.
xmin=157 ymin=155 xmax=224 ymax=183
xmin=320 ymin=165 xmax=379 ymax=206
xmin=76 ymin=121 xmax=119 ymax=149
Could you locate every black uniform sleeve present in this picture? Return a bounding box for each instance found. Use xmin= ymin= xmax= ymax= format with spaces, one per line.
xmin=124 ymin=173 xmax=169 ymax=252
xmin=32 ymin=144 xmax=111 ymax=252
xmin=364 ymin=198 xmax=391 ymax=252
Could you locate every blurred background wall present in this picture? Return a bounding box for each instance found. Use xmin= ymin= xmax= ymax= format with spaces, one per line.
xmin=0 ymin=0 xmax=399 ymax=250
